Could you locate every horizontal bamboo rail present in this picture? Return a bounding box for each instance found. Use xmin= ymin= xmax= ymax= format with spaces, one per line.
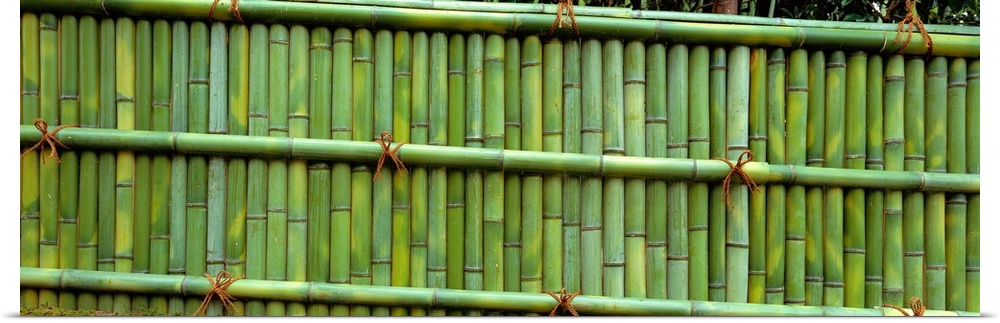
xmin=19 ymin=0 xmax=979 ymax=57
xmin=21 ymin=126 xmax=978 ymax=193
xmin=20 ymin=267 xmax=977 ymax=316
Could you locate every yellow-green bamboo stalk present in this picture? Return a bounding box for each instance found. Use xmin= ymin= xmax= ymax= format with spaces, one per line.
xmin=244 ymin=22 xmax=269 ymax=317
xmin=903 ymin=57 xmax=925 ymax=304
xmin=765 ymin=48 xmax=786 ymax=306
xmin=409 ymin=30 xmax=430 ymax=316
xmin=166 ymin=19 xmax=187 ymax=315
xmin=579 ymin=39 xmax=603 ymax=298
xmin=37 ymin=13 xmax=60 ymax=309
xmin=391 ymin=29 xmax=413 ymax=317
xmin=707 ymin=46 xmax=727 ymax=303
xmin=223 ymin=23 xmax=249 ymax=316
xmin=520 ymin=35 xmax=543 ymax=303
xmin=265 ymin=24 xmax=289 ymax=317
xmin=426 ymin=31 xmax=448 ymax=316
xmin=446 ymin=33 xmax=467 ymax=316
xmin=350 ymin=27 xmax=374 ymax=317
xmin=923 ymin=56 xmax=948 ymax=311
xmin=329 ymin=26 xmax=354 ymax=317
xmin=747 ymin=47 xmax=767 ymax=304
xmin=370 ymin=28 xmax=393 ymax=317
xmin=644 ymin=42 xmax=667 ymax=300
xmin=284 ymin=24 xmax=310 ymax=316
xmin=20 ymin=12 xmax=41 ymax=310
xmin=76 ymin=15 xmax=101 ymax=312
xmin=148 ymin=19 xmax=172 ymax=315
xmin=306 ymin=25 xmax=332 ymax=317
xmin=725 ymin=45 xmax=750 ymax=304
xmin=542 ymin=37 xmax=565 ymax=298
xmin=687 ymin=44 xmax=710 ymax=302
xmin=804 ymin=50 xmax=825 ymax=306
xmin=464 ymin=34 xmax=485 ymax=317
xmin=623 ymin=40 xmax=646 ymax=299
xmin=502 ymin=36 xmax=523 ymax=300
xmin=864 ymin=54 xmax=885 ymax=308
xmin=784 ymin=48 xmax=808 ymax=306
xmin=203 ymin=21 xmax=230 ymax=317
xmin=822 ymin=50 xmax=846 ymax=308
xmin=113 ymin=16 xmax=136 ymax=314
xmin=882 ymin=54 xmax=905 ymax=308
xmin=602 ymin=39 xmax=625 ymax=299
xmin=483 ymin=33 xmax=505 ymax=299
xmin=843 ymin=51 xmax=867 ymax=309
xmin=965 ymin=60 xmax=979 ymax=312
xmin=58 ymin=14 xmax=81 ymax=311
xmin=666 ymin=43 xmax=688 ymax=301
xmin=945 ymin=57 xmax=967 ymax=311
xmin=131 ymin=19 xmax=152 ymax=312
xmin=561 ymin=38 xmax=581 ymax=295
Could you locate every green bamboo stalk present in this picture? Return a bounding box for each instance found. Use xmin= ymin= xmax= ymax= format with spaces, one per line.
xmin=203 ymin=21 xmax=231 ymax=317
xmin=644 ymin=42 xmax=667 ymax=300
xmin=603 ymin=39 xmax=625 ymax=299
xmin=483 ymin=33 xmax=505 ymax=299
xmin=579 ymin=39 xmax=603 ymax=298
xmin=542 ymin=37 xmax=565 ymax=297
xmin=882 ymin=54 xmax=905 ymax=308
xmin=965 ymin=60 xmax=979 ymax=312
xmin=864 ymin=54 xmax=885 ymax=309
xmin=223 ymin=23 xmax=249 ymax=317
xmin=665 ymin=43 xmax=688 ymax=301
xmin=903 ymin=57 xmax=926 ymax=304
xmin=37 ymin=12 xmax=60 ymax=309
xmin=502 ymin=36 xmax=523 ymax=301
xmin=370 ymin=28 xmax=393 ymax=317
xmin=148 ymin=19 xmax=172 ymax=315
xmin=822 ymin=50 xmax=846 ymax=308
xmin=20 ymin=11 xmax=41 ymax=309
xmin=350 ymin=27 xmax=374 ymax=317
xmin=265 ymin=24 xmax=289 ymax=317
xmin=391 ymin=29 xmax=413 ymax=317
xmin=464 ymin=34 xmax=485 ymax=317
xmin=520 ymin=35 xmax=543 ymax=302
xmin=185 ymin=20 xmax=211 ymax=316
xmin=75 ymin=15 xmax=101 ymax=311
xmin=784 ymin=48 xmax=808 ymax=306
xmin=97 ymin=17 xmax=119 ymax=312
xmin=130 ymin=19 xmax=152 ymax=312
xmin=945 ymin=58 xmax=967 ymax=311
xmin=747 ymin=47 xmax=767 ymax=304
xmin=409 ymin=30 xmax=430 ymax=317
xmin=329 ymin=26 xmax=354 ymax=317
xmin=804 ymin=50 xmax=825 ymax=307
xmin=244 ymin=22 xmax=269 ymax=317
xmin=923 ymin=56 xmax=947 ymax=311
xmin=707 ymin=47 xmax=727 ymax=303
xmin=446 ymin=33 xmax=467 ymax=316
xmin=687 ymin=44 xmax=710 ymax=302
xmin=285 ymin=24 xmax=310 ymax=317
xmin=166 ymin=19 xmax=188 ymax=316
xmin=58 ymin=14 xmax=81 ymax=311
xmin=426 ymin=31 xmax=448 ymax=316
xmin=764 ymin=48 xmax=786 ymax=306
xmin=113 ymin=16 xmax=136 ymax=314
xmin=561 ymin=38 xmax=581 ymax=295
xmin=306 ymin=26 xmax=332 ymax=317
xmin=725 ymin=45 xmax=750 ymax=304
xmin=843 ymin=51 xmax=867 ymax=309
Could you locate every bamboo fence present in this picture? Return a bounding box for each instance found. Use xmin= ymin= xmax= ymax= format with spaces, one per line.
xmin=19 ymin=0 xmax=979 ymax=317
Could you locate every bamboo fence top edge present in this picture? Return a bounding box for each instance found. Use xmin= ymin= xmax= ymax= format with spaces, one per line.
xmin=20 ymin=0 xmax=980 ymax=58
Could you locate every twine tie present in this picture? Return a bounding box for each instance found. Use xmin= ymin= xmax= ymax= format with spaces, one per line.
xmin=543 ymin=288 xmax=581 ymax=316
xmin=715 ymin=150 xmax=761 ymax=211
xmin=193 ymin=271 xmax=244 ymax=316
xmin=20 ymin=118 xmax=78 ymax=164
xmin=373 ymin=131 xmax=407 ymax=181
xmin=893 ymin=0 xmax=933 ymax=57
xmin=883 ymin=297 xmax=926 ymax=316
xmin=547 ymin=0 xmax=580 ymax=40
xmin=209 ymin=0 xmax=245 ymax=24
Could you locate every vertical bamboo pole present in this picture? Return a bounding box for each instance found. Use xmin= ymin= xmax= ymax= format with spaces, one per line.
xmin=58 ymin=14 xmax=81 ymax=311
xmin=520 ymin=35 xmax=543 ymax=304
xmin=113 ymin=16 xmax=136 ymax=314
xmin=923 ymin=56 xmax=947 ymax=311
xmin=409 ymin=30 xmax=430 ymax=317
xmin=20 ymin=12 xmax=41 ymax=309
xmin=707 ymin=47 xmax=727 ymax=303
xmin=903 ymin=57 xmax=925 ymax=304
xmin=391 ymin=29 xmax=413 ymax=317
xmin=645 ymin=42 xmax=667 ymax=300
xmin=131 ymin=19 xmax=152 ymax=312
xmin=285 ymin=25 xmax=310 ymax=316
xmin=747 ymin=47 xmax=767 ymax=304
xmin=864 ymin=54 xmax=885 ymax=309
xmin=245 ymin=22 xmax=269 ymax=317
xmin=329 ymin=27 xmax=354 ymax=317
xmin=502 ymin=36 xmax=523 ymax=300
xmin=185 ymin=20 xmax=210 ymax=316
xmin=306 ymin=26 xmax=332 ymax=317
xmin=965 ymin=60 xmax=979 ymax=312
xmin=623 ymin=40 xmax=646 ymax=299
xmin=666 ymin=43 xmax=688 ymax=301
xmin=602 ymin=39 xmax=625 ymax=299
xmin=76 ymin=15 xmax=101 ymax=311
xmin=882 ymin=54 xmax=905 ymax=308
xmin=265 ymin=24 xmax=289 ymax=317
xmin=843 ymin=51 xmax=867 ymax=309
xmin=945 ymin=57 xmax=967 ymax=311
xmin=543 ymin=37 xmax=565 ymax=298
xmin=167 ymin=20 xmax=188 ymax=315
xmin=725 ymin=45 xmax=750 ymax=304
xmin=350 ymin=27 xmax=374 ymax=317
xmin=222 ymin=23 xmax=249 ymax=316
xmin=784 ymin=48 xmax=808 ymax=306
xmin=579 ymin=39 xmax=603 ymax=298
xmin=371 ymin=28 xmax=393 ymax=317
xmin=764 ymin=48 xmax=786 ymax=306
xmin=37 ymin=12 xmax=61 ymax=309
xmin=687 ymin=45 xmax=710 ymax=302
xmin=465 ymin=34 xmax=485 ymax=317
xmin=483 ymin=33 xmax=506 ymax=299
xmin=148 ymin=19 xmax=172 ymax=315
xmin=446 ymin=33 xmax=467 ymax=316
xmin=804 ymin=50 xmax=825 ymax=306
xmin=205 ymin=21 xmax=230 ymax=316
xmin=561 ymin=38 xmax=581 ymax=295
xmin=426 ymin=31 xmax=448 ymax=316
xmin=822 ymin=50 xmax=846 ymax=308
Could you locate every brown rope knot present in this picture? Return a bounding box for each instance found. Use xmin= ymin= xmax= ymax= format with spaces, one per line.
xmin=209 ymin=0 xmax=245 ymax=24
xmin=20 ymin=118 xmax=78 ymax=164
xmin=882 ymin=297 xmax=926 ymax=316
xmin=892 ymin=0 xmax=933 ymax=57
xmin=547 ymin=0 xmax=580 ymax=40
xmin=543 ymin=288 xmax=581 ymax=316
xmin=193 ymin=270 xmax=244 ymax=316
xmin=373 ymin=131 xmax=407 ymax=181
xmin=714 ymin=150 xmax=761 ymax=211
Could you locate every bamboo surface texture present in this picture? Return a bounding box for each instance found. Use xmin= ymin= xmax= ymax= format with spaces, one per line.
xmin=19 ymin=0 xmax=979 ymax=317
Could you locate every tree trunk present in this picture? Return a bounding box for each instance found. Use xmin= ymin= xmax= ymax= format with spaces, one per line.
xmin=714 ymin=0 xmax=738 ymax=15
